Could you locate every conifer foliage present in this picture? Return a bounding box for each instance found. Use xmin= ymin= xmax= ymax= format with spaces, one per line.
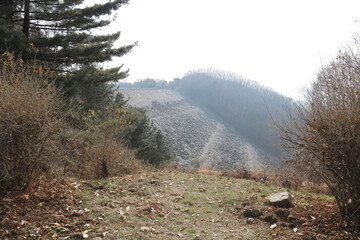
xmin=0 ymin=0 xmax=135 ymax=104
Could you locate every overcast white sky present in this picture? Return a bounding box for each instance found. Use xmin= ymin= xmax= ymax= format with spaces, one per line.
xmin=109 ymin=0 xmax=360 ymax=98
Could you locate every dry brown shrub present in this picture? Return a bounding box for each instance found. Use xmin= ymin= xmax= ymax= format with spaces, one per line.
xmin=277 ymin=47 xmax=360 ymax=222
xmin=77 ymin=139 xmax=144 ymax=179
xmin=197 ymin=167 xmax=221 ymax=176
xmin=255 ymin=168 xmax=329 ymax=194
xmin=62 ymin=116 xmax=146 ymax=179
xmin=162 ymin=161 xmax=180 ymax=170
xmin=221 ymin=164 xmax=330 ymax=194
xmin=221 ymin=166 xmax=253 ymax=180
xmin=0 ymin=53 xmax=68 ymax=190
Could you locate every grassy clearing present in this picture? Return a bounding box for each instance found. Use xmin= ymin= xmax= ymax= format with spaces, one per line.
xmin=0 ymin=170 xmax=358 ymax=240
xmin=69 ymin=171 xmax=352 ymax=239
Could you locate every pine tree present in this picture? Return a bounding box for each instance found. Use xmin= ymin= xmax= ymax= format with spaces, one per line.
xmin=0 ymin=0 xmax=136 ymax=107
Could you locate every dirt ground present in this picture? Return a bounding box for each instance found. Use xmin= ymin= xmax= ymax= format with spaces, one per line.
xmin=1 ymin=170 xmax=359 ymax=239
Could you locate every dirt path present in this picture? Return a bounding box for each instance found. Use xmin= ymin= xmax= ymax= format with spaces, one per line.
xmin=199 ymin=123 xmax=222 ymax=163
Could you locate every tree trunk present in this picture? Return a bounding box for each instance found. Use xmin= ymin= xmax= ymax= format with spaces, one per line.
xmin=22 ymin=0 xmax=30 ymax=61
xmin=22 ymin=0 xmax=30 ymax=39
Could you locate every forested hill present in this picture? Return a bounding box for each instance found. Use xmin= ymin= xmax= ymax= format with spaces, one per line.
xmin=119 ymin=69 xmax=293 ymax=165
xmin=170 ymin=69 xmax=291 ymax=159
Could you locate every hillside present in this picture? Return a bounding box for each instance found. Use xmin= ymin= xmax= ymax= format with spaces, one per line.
xmin=119 ymin=70 xmax=292 ymax=169
xmin=120 ymin=89 xmax=267 ymax=170
xmin=171 ymin=70 xmax=290 ymax=160
xmin=1 ymin=170 xmax=354 ymax=240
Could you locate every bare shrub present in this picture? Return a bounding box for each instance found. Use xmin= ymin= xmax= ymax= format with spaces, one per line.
xmin=77 ymin=139 xmax=143 ymax=179
xmin=0 ymin=53 xmax=67 ymax=190
xmin=278 ymin=48 xmax=360 ymax=223
xmin=221 ymin=165 xmax=330 ymax=194
xmin=197 ymin=167 xmax=221 ymax=176
xmin=162 ymin=161 xmax=180 ymax=170
xmin=63 ymin=108 xmax=146 ymax=179
xmin=222 ymin=166 xmax=252 ymax=180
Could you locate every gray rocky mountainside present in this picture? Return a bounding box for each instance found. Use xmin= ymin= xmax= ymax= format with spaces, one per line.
xmin=120 ymin=88 xmax=270 ymax=170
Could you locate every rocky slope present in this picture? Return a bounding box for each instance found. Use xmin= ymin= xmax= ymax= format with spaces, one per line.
xmin=120 ymin=89 xmax=268 ymax=170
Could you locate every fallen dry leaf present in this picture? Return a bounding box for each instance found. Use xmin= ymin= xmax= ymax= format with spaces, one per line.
xmin=141 ymin=226 xmax=151 ymax=232
xmin=82 ymin=230 xmax=90 ymax=239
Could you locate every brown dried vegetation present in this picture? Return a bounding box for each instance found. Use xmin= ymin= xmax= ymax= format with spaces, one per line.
xmin=0 ymin=53 xmax=144 ymax=190
xmin=0 ymin=53 xmax=68 ymax=190
xmin=277 ymin=47 xmax=360 ymax=224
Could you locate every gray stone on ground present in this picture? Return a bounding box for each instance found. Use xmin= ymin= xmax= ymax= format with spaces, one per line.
xmin=267 ymin=191 xmax=293 ymax=208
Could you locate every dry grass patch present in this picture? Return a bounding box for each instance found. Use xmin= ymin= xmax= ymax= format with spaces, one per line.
xmin=197 ymin=167 xmax=222 ymax=176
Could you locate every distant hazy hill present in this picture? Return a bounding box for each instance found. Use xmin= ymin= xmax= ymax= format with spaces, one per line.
xmin=118 ymin=69 xmax=292 ymax=169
